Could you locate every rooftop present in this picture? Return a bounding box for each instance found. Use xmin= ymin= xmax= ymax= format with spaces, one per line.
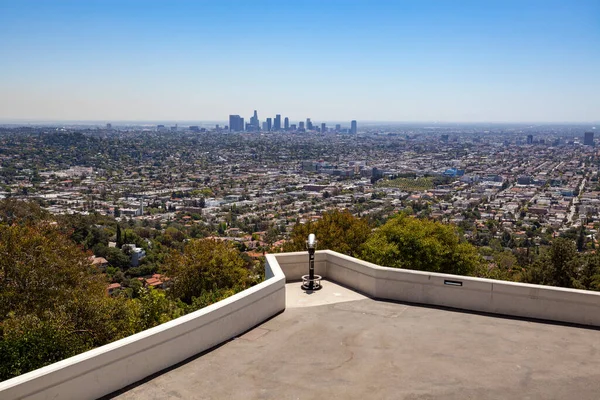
xmin=108 ymin=281 xmax=600 ymax=400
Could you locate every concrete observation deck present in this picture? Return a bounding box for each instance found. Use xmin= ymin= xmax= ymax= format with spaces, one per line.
xmin=109 ymin=281 xmax=600 ymax=400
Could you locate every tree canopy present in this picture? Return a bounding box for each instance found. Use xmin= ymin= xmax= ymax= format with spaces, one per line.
xmin=283 ymin=209 xmax=372 ymax=256
xmin=0 ymin=200 xmax=256 ymax=381
xmin=523 ymin=238 xmax=580 ymax=288
xmin=163 ymin=239 xmax=249 ymax=304
xmin=0 ymin=223 xmax=139 ymax=380
xmin=361 ymin=214 xmax=482 ymax=276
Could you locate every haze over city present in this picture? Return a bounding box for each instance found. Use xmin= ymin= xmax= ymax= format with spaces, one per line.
xmin=1 ymin=0 xmax=599 ymax=123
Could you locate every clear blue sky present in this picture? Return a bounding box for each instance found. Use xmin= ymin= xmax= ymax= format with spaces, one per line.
xmin=0 ymin=0 xmax=599 ymax=123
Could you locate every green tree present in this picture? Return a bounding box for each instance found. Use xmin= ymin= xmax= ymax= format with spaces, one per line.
xmin=105 ymin=247 xmax=131 ymax=270
xmin=0 ymin=223 xmax=139 ymax=381
xmin=578 ymin=252 xmax=600 ymax=290
xmin=283 ymin=209 xmax=372 ymax=257
xmin=361 ymin=214 xmax=481 ymax=276
xmin=116 ymin=223 xmax=123 ymax=248
xmin=163 ymin=239 xmax=248 ymax=304
xmin=0 ymin=198 xmax=49 ymax=225
xmin=494 ymin=250 xmax=518 ymax=270
xmin=265 ymin=227 xmax=280 ymax=247
xmin=523 ymin=238 xmax=579 ymax=288
xmin=135 ymin=287 xmax=183 ymax=330
xmin=577 ymin=226 xmax=586 ymax=252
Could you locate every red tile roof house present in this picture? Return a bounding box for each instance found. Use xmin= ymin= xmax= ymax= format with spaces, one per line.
xmin=107 ymin=283 xmax=121 ymax=295
xmin=144 ymin=274 xmax=171 ymax=289
xmin=89 ymin=256 xmax=109 ymax=269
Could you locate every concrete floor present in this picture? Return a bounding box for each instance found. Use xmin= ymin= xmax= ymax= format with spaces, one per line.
xmin=109 ymin=281 xmax=600 ymax=400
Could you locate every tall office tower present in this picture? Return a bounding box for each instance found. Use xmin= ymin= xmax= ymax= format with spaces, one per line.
xmin=527 ymin=134 xmax=533 ymax=144
xmin=262 ymin=121 xmax=268 ymax=131
xmin=267 ymin=118 xmax=272 ymax=131
xmin=306 ymin=118 xmax=313 ymax=130
xmin=335 ymin=124 xmax=341 ymax=132
xmin=321 ymin=123 xmax=326 ymax=133
xmin=299 ymin=121 xmax=305 ymax=130
xmin=290 ymin=124 xmax=297 ymax=131
xmin=274 ymin=114 xmax=281 ymax=131
xmin=584 ymin=131 xmax=594 ymax=146
xmin=284 ymin=117 xmax=289 ymax=130
xmin=250 ymin=110 xmax=260 ymax=130
xmin=350 ymin=120 xmax=357 ymax=134
xmin=229 ymin=115 xmax=244 ymax=132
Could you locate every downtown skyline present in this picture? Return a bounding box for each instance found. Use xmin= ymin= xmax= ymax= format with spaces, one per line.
xmin=228 ymin=110 xmax=357 ymax=133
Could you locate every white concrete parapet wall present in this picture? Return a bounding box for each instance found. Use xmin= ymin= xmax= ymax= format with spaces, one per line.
xmin=0 ymin=255 xmax=286 ymax=400
xmin=273 ymin=250 xmax=328 ymax=281
xmin=294 ymin=250 xmax=600 ymax=327
xmin=274 ymin=250 xmax=600 ymax=326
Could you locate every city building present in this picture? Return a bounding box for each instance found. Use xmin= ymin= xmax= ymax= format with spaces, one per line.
xmin=299 ymin=121 xmax=305 ymax=130
xmin=250 ymin=110 xmax=260 ymax=131
xmin=321 ymin=123 xmax=326 ymax=133
xmin=284 ymin=117 xmax=289 ymax=130
xmin=335 ymin=124 xmax=341 ymax=132
xmin=274 ymin=115 xmax=281 ymax=131
xmin=123 ymin=244 xmax=146 ymax=267
xmin=350 ymin=120 xmax=357 ymax=134
xmin=229 ymin=115 xmax=244 ymax=132
xmin=267 ymin=118 xmax=272 ymax=132
xmin=584 ymin=131 xmax=594 ymax=146
xmin=527 ymin=135 xmax=534 ymax=145
xmin=306 ymin=118 xmax=313 ymax=130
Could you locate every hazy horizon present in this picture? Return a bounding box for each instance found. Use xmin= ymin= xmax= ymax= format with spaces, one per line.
xmin=1 ymin=119 xmax=598 ymax=128
xmin=1 ymin=0 xmax=599 ymax=122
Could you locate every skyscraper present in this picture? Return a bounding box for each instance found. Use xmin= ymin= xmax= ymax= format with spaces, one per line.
xmin=321 ymin=123 xmax=326 ymax=133
xmin=335 ymin=124 xmax=341 ymax=132
xmin=267 ymin=118 xmax=272 ymax=131
xmin=306 ymin=118 xmax=313 ymax=130
xmin=274 ymin=114 xmax=281 ymax=131
xmin=527 ymin=134 xmax=533 ymax=144
xmin=299 ymin=121 xmax=305 ymax=130
xmin=584 ymin=131 xmax=594 ymax=146
xmin=250 ymin=110 xmax=260 ymax=131
xmin=229 ymin=115 xmax=244 ymax=132
xmin=350 ymin=120 xmax=357 ymax=134
xmin=284 ymin=117 xmax=289 ymax=130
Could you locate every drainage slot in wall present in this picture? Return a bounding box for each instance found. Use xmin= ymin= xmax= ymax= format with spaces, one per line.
xmin=444 ymin=280 xmax=463 ymax=287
